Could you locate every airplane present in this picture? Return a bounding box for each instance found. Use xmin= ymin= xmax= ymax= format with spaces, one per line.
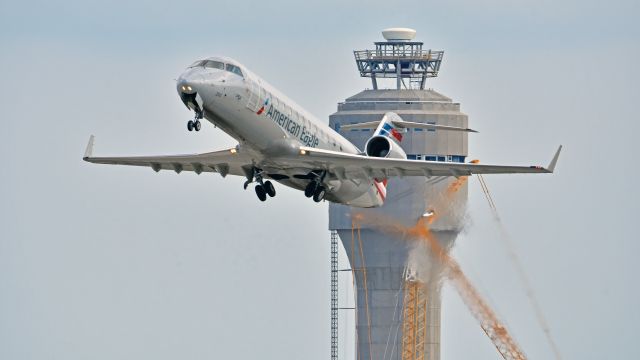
xmin=83 ymin=56 xmax=561 ymax=208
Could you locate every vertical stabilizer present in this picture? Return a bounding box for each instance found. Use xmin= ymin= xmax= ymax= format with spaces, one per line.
xmin=375 ymin=112 xmax=404 ymax=143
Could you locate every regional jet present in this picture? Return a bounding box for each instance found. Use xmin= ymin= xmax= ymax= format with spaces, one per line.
xmin=83 ymin=56 xmax=561 ymax=208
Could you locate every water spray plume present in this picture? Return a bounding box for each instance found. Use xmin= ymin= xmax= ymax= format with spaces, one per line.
xmin=476 ymin=174 xmax=563 ymax=360
xmin=353 ymin=211 xmax=527 ymax=360
xmin=446 ymin=176 xmax=468 ymax=196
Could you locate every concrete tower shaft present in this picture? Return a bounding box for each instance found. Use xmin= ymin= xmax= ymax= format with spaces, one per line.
xmin=329 ymin=30 xmax=468 ymax=360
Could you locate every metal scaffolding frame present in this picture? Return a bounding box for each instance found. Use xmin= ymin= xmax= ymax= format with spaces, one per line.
xmin=353 ymin=41 xmax=444 ymax=90
xmin=331 ymin=230 xmax=339 ymax=360
xmin=401 ymin=278 xmax=428 ymax=360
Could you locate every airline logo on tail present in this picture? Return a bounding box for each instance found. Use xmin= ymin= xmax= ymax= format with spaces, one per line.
xmin=378 ymin=122 xmax=403 ymax=142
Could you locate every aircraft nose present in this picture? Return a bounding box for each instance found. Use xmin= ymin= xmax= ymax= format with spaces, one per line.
xmin=176 ymin=69 xmax=205 ymax=95
xmin=177 ymin=69 xmax=206 ymax=115
xmin=178 ymin=81 xmax=195 ymax=94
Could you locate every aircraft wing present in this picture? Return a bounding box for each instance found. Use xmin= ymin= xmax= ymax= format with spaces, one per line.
xmin=288 ymin=145 xmax=562 ymax=179
xmin=82 ymin=135 xmax=251 ymax=177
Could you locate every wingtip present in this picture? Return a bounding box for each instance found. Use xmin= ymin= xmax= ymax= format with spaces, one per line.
xmin=547 ymin=145 xmax=562 ymax=172
xmin=83 ymin=135 xmax=95 ymax=160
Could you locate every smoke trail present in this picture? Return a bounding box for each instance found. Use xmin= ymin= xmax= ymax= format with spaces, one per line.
xmin=476 ymin=175 xmax=563 ymax=360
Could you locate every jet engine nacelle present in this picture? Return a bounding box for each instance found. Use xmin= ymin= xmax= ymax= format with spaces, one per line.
xmin=364 ymin=135 xmax=407 ymax=159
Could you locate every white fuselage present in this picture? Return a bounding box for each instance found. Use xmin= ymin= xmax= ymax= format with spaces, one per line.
xmin=176 ymin=57 xmax=386 ymax=208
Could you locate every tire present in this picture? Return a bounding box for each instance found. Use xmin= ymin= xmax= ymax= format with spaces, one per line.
xmin=255 ymin=184 xmax=267 ymax=201
xmin=304 ymin=181 xmax=317 ymax=198
xmin=313 ymin=186 xmax=326 ymax=203
xmin=187 ymin=120 xmax=194 ymax=131
xmin=264 ymin=181 xmax=276 ymax=197
xmin=194 ymin=120 xmax=202 ymax=131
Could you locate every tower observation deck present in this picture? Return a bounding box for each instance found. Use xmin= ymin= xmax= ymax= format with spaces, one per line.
xmin=329 ymin=29 xmax=468 ymax=360
xmin=353 ymin=28 xmax=444 ymax=90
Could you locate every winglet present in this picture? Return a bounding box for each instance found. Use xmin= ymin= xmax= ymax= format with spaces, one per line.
xmin=547 ymin=145 xmax=562 ymax=172
xmin=83 ymin=135 xmax=95 ymax=160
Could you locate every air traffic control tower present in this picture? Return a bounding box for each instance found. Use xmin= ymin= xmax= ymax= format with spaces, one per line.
xmin=329 ymin=28 xmax=468 ymax=360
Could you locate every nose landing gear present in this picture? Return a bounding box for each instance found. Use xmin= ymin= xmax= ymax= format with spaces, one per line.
xmin=187 ymin=110 xmax=203 ymax=132
xmin=187 ymin=119 xmax=202 ymax=132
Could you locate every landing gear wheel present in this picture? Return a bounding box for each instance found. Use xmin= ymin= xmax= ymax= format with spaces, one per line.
xmin=312 ymin=186 xmax=326 ymax=203
xmin=194 ymin=120 xmax=202 ymax=131
xmin=187 ymin=120 xmax=194 ymax=131
xmin=304 ymin=182 xmax=318 ymax=198
xmin=255 ymin=184 xmax=267 ymax=202
xmin=264 ymin=181 xmax=276 ymax=197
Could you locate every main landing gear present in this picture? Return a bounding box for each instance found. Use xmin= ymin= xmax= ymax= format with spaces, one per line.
xmin=304 ymin=181 xmax=326 ymax=202
xmin=304 ymin=170 xmax=327 ymax=203
xmin=244 ymin=167 xmax=276 ymax=202
xmin=187 ymin=110 xmax=203 ymax=132
xmin=254 ymin=180 xmax=276 ymax=202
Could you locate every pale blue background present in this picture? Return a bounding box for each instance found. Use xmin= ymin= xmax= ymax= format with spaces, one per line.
xmin=1 ymin=0 xmax=638 ymax=359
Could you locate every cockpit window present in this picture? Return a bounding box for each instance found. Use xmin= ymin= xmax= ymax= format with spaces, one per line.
xmin=225 ymin=63 xmax=243 ymax=78
xmin=204 ymin=60 xmax=225 ymax=70
xmin=188 ymin=60 xmax=205 ymax=68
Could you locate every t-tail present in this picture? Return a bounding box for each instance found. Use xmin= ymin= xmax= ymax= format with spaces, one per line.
xmin=340 ymin=111 xmax=476 ymax=145
xmin=375 ymin=113 xmax=404 ymax=142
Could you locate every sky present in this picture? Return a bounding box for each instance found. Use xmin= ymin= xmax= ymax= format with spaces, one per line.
xmin=1 ymin=0 xmax=639 ymax=359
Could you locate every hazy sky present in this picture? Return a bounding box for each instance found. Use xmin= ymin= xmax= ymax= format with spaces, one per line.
xmin=1 ymin=0 xmax=639 ymax=359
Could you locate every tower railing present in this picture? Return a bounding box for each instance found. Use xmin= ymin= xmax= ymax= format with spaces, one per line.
xmin=354 ymin=44 xmax=443 ymax=89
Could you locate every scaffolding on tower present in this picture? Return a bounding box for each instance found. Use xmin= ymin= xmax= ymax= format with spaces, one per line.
xmin=401 ymin=270 xmax=428 ymax=360
xmin=331 ymin=230 xmax=339 ymax=360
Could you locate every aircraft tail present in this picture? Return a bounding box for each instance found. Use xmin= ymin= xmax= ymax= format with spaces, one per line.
xmin=374 ymin=113 xmax=404 ymax=143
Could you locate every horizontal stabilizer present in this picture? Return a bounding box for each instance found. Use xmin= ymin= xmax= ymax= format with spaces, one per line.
xmin=339 ymin=112 xmax=477 ymax=133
